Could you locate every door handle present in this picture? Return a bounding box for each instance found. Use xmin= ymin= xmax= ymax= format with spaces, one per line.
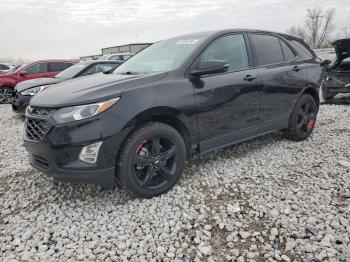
xmin=244 ymin=75 xmax=256 ymax=81
xmin=293 ymin=66 xmax=300 ymax=72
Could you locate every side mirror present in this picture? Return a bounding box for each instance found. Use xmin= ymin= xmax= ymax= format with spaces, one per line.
xmin=191 ymin=60 xmax=229 ymax=77
xmin=19 ymin=71 xmax=29 ymax=77
xmin=320 ymin=60 xmax=332 ymax=67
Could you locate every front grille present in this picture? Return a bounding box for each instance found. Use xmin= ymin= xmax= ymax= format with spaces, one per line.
xmin=33 ymin=155 xmax=49 ymax=170
xmin=26 ymin=118 xmax=51 ymax=141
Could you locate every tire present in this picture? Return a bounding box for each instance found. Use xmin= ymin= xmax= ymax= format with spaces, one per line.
xmin=284 ymin=94 xmax=318 ymax=141
xmin=117 ymin=122 xmax=186 ymax=198
xmin=0 ymin=87 xmax=14 ymax=104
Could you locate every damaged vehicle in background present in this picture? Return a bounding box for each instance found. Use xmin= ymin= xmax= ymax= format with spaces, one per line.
xmin=12 ymin=60 xmax=122 ymax=114
xmin=321 ymin=38 xmax=350 ymax=101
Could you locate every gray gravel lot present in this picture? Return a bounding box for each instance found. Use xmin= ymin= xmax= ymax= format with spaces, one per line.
xmin=0 ymin=101 xmax=349 ymax=262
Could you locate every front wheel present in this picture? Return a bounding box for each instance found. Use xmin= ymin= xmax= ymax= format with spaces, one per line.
xmin=0 ymin=87 xmax=14 ymax=104
xmin=118 ymin=122 xmax=186 ymax=198
xmin=284 ymin=94 xmax=318 ymax=141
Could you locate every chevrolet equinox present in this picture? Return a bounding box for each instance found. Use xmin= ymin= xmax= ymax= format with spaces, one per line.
xmin=25 ymin=29 xmax=323 ymax=197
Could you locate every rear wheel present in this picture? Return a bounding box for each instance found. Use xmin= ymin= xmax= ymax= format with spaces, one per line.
xmin=118 ymin=122 xmax=186 ymax=198
xmin=284 ymin=94 xmax=318 ymax=141
xmin=0 ymin=87 xmax=14 ymax=104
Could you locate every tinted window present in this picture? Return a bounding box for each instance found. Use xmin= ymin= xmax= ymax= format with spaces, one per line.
xmin=110 ymin=55 xmax=124 ymax=61
xmin=26 ymin=63 xmax=48 ymax=74
xmin=200 ymin=34 xmax=249 ymax=72
xmin=280 ymin=40 xmax=296 ymax=61
xmin=49 ymin=62 xmax=73 ymax=72
xmin=80 ymin=63 xmax=120 ymax=76
xmin=291 ymin=40 xmax=314 ymax=60
xmin=0 ymin=64 xmax=10 ymax=70
xmin=251 ymin=34 xmax=284 ymax=66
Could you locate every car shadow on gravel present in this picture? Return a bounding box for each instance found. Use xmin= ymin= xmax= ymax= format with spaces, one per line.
xmin=44 ymin=132 xmax=285 ymax=200
xmin=1 ymin=128 xmax=310 ymax=216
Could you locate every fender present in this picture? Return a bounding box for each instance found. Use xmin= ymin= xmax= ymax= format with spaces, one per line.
xmin=121 ymin=106 xmax=197 ymax=156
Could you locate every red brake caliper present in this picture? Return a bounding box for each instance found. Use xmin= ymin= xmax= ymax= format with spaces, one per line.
xmin=307 ymin=118 xmax=315 ymax=129
xmin=136 ymin=140 xmax=149 ymax=154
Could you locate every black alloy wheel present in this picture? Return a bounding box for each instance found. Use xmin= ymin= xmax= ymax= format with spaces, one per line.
xmin=284 ymin=94 xmax=318 ymax=141
xmin=118 ymin=122 xmax=186 ymax=198
xmin=0 ymin=87 xmax=14 ymax=104
xmin=296 ymin=101 xmax=316 ymax=135
xmin=133 ymin=136 xmax=179 ymax=190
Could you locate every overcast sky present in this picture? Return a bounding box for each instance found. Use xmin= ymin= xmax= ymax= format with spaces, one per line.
xmin=0 ymin=0 xmax=349 ymax=61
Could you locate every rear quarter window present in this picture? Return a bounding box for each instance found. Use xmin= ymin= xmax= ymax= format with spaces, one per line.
xmin=290 ymin=40 xmax=314 ymax=60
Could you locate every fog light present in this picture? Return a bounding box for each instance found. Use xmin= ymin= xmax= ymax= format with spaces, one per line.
xmin=79 ymin=142 xmax=103 ymax=164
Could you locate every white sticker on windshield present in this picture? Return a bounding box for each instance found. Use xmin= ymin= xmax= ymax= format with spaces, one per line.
xmin=176 ymin=39 xmax=199 ymax=45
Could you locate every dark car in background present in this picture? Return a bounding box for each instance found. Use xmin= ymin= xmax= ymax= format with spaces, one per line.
xmin=0 ymin=63 xmax=16 ymax=75
xmin=25 ymin=29 xmax=323 ymax=197
xmin=0 ymin=60 xmax=77 ymax=103
xmin=321 ymin=38 xmax=350 ymax=101
xmin=12 ymin=60 xmax=122 ymax=114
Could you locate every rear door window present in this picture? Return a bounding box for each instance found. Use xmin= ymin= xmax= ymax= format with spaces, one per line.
xmin=250 ymin=34 xmax=285 ymax=66
xmin=200 ymin=34 xmax=249 ymax=72
xmin=48 ymin=62 xmax=73 ymax=72
xmin=26 ymin=63 xmax=48 ymax=74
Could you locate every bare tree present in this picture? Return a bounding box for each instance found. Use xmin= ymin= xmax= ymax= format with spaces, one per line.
xmin=287 ymin=7 xmax=336 ymax=48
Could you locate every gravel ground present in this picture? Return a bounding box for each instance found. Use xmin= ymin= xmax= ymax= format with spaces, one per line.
xmin=0 ymin=99 xmax=349 ymax=262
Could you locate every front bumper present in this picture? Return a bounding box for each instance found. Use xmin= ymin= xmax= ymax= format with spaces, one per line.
xmin=12 ymin=93 xmax=31 ymax=115
xmin=27 ymin=145 xmax=115 ymax=188
xmin=24 ymin=110 xmax=130 ymax=188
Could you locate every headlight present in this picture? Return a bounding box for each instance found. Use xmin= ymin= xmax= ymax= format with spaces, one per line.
xmin=20 ymin=85 xmax=48 ymax=96
xmin=53 ymin=97 xmax=120 ymax=124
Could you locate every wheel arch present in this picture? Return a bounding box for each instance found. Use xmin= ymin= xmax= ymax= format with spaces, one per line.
xmin=301 ymin=85 xmax=320 ymax=107
xmin=121 ymin=106 xmax=194 ymax=160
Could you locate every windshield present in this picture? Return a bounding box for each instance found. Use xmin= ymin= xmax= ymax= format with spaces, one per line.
xmin=55 ymin=62 xmax=90 ymax=79
xmin=113 ymin=37 xmax=205 ymax=74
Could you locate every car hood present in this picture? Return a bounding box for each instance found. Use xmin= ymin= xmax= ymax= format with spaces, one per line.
xmin=332 ymin=38 xmax=350 ymax=63
xmin=31 ymin=72 xmax=167 ymax=108
xmin=15 ymin=77 xmax=63 ymax=92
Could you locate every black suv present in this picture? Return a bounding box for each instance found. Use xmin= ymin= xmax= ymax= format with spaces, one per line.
xmin=25 ymin=29 xmax=323 ymax=197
